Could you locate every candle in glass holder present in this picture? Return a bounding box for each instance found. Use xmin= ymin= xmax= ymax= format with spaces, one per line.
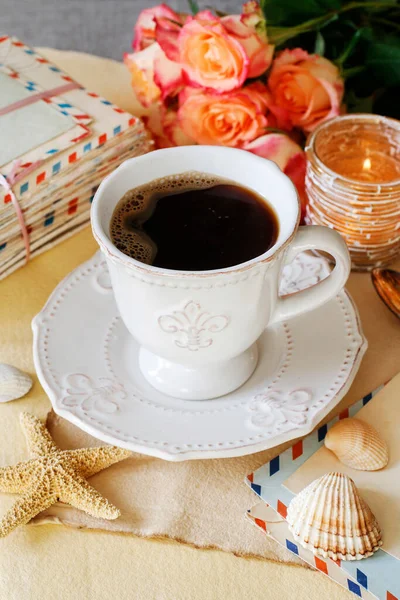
xmin=305 ymin=114 xmax=400 ymax=271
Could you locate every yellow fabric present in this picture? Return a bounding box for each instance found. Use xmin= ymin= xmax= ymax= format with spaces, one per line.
xmin=0 ymin=225 xmax=353 ymax=599
xmin=0 ymin=47 xmax=397 ymax=599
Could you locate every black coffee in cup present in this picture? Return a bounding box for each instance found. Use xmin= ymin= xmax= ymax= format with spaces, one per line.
xmin=110 ymin=171 xmax=279 ymax=271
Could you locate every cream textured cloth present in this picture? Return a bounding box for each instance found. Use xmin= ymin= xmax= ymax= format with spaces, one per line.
xmin=0 ymin=48 xmax=399 ymax=600
xmin=36 ymin=411 xmax=300 ymax=562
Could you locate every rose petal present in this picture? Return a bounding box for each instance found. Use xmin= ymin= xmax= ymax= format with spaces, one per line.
xmin=222 ymin=12 xmax=273 ymax=78
xmin=300 ymin=78 xmax=342 ymax=131
xmin=273 ymin=48 xmax=310 ymax=68
xmin=194 ymin=10 xmax=216 ymax=21
xmin=241 ymin=3 xmax=264 ymax=31
xmin=163 ymin=109 xmax=195 ymax=146
xmin=124 ymin=45 xmax=162 ymax=108
xmin=240 ymin=81 xmax=272 ymax=114
xmin=243 ymin=1 xmax=262 ymax=15
xmin=304 ymin=55 xmax=342 ymax=86
xmin=267 ymin=103 xmax=292 ymax=131
xmin=221 ymin=15 xmax=250 ymax=38
xmin=133 ymin=4 xmax=180 ymax=51
xmin=244 ymin=133 xmax=302 ymax=171
xmin=240 ymin=35 xmax=274 ymax=77
xmin=155 ymin=15 xmax=183 ymax=61
xmin=178 ymin=85 xmax=202 ymax=104
xmin=153 ymin=45 xmax=183 ymax=99
xmin=284 ymin=152 xmax=307 ymax=218
xmin=244 ymin=133 xmax=307 ymax=217
xmin=145 ymin=105 xmax=194 ymax=149
xmin=144 ymin=109 xmax=173 ymax=148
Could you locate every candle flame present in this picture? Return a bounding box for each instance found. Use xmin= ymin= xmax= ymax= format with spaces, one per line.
xmin=363 ymin=157 xmax=371 ymax=171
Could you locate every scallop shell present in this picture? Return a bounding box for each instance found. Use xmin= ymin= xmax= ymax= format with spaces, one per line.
xmin=325 ymin=418 xmax=388 ymax=471
xmin=0 ymin=364 xmax=33 ymax=403
xmin=287 ymin=472 xmax=382 ymax=561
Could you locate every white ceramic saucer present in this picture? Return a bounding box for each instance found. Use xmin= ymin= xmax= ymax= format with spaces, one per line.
xmin=32 ymin=251 xmax=366 ymax=461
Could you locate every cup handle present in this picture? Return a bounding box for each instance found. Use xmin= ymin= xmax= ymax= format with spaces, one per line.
xmin=269 ymin=225 xmax=351 ymax=326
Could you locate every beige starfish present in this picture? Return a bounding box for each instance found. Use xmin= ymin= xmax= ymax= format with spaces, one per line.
xmin=0 ymin=412 xmax=131 ymax=537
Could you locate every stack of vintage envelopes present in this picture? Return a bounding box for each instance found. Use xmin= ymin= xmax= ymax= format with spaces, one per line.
xmin=0 ymin=35 xmax=152 ymax=279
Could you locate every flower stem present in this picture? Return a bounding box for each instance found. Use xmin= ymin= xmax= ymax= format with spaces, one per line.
xmin=267 ymin=0 xmax=396 ymax=45
xmin=342 ymin=65 xmax=367 ymax=78
xmin=335 ymin=29 xmax=363 ymax=66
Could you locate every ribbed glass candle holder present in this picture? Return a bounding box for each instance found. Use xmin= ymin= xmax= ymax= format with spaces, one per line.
xmin=305 ymin=114 xmax=400 ymax=271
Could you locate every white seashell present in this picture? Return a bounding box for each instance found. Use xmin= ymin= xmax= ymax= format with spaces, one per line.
xmin=287 ymin=472 xmax=382 ymax=561
xmin=325 ymin=418 xmax=388 ymax=471
xmin=0 ymin=364 xmax=33 ymax=403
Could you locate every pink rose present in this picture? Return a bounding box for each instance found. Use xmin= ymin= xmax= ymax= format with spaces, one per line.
xmin=132 ymin=4 xmax=182 ymax=51
xmin=245 ymin=133 xmax=307 ymax=217
xmin=124 ymin=43 xmax=182 ymax=107
xmin=178 ymin=83 xmax=274 ymax=147
xmin=155 ymin=6 xmax=273 ymax=93
xmin=267 ymin=49 xmax=344 ymax=132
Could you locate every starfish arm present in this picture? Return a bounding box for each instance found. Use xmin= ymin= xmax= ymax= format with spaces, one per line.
xmin=20 ymin=413 xmax=58 ymax=457
xmin=58 ymin=473 xmax=121 ymax=520
xmin=67 ymin=447 xmax=131 ymax=478
xmin=0 ymin=485 xmax=58 ymax=538
xmin=0 ymin=461 xmax=38 ymax=493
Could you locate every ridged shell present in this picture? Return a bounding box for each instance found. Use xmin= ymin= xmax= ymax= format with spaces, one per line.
xmin=325 ymin=418 xmax=388 ymax=471
xmin=287 ymin=472 xmax=382 ymax=561
xmin=0 ymin=364 xmax=33 ymax=403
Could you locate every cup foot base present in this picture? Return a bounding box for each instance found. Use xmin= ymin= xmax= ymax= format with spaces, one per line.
xmin=138 ymin=344 xmax=259 ymax=401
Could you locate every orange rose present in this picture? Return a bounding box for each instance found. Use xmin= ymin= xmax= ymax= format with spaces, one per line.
xmin=268 ymin=49 xmax=344 ymax=132
xmin=178 ymin=11 xmax=249 ymax=92
xmin=178 ymin=84 xmax=273 ymax=146
xmin=155 ymin=7 xmax=273 ymax=93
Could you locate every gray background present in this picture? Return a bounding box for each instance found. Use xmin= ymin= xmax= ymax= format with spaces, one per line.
xmin=1 ymin=0 xmax=242 ymax=60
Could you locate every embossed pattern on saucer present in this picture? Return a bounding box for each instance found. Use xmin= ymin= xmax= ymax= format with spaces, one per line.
xmin=32 ymin=252 xmax=367 ymax=461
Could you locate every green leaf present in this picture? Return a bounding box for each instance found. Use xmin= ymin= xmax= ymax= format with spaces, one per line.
xmin=342 ymin=65 xmax=367 ymax=78
xmin=261 ymin=0 xmax=341 ymax=26
xmin=267 ymin=14 xmax=338 ymax=45
xmin=187 ymin=0 xmax=199 ymax=15
xmin=261 ymin=0 xmax=398 ymax=30
xmin=345 ymin=89 xmax=374 ymax=113
xmin=366 ymin=38 xmax=400 ymax=86
xmin=314 ymin=31 xmax=325 ymax=54
xmin=267 ymin=25 xmax=301 ymax=44
xmin=335 ymin=28 xmax=364 ymax=65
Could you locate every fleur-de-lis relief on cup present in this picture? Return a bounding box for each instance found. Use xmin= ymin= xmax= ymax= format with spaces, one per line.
xmin=158 ymin=300 xmax=230 ymax=351
xmin=92 ymin=146 xmax=351 ymax=400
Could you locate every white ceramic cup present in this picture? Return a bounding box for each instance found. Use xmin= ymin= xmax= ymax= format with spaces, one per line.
xmin=91 ymin=146 xmax=350 ymax=400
